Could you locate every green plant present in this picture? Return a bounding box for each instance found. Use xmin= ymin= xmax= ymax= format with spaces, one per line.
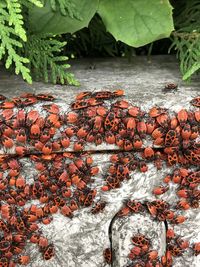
xmin=170 ymin=0 xmax=200 ymax=80
xmin=6 ymin=0 xmax=200 ymax=85
xmin=30 ymin=0 xmax=173 ymax=47
xmin=23 ymin=34 xmax=79 ymax=85
xmin=65 ymin=14 xmax=135 ymax=58
xmin=0 ymin=0 xmax=78 ymax=84
xmin=0 ymin=0 xmax=38 ymax=84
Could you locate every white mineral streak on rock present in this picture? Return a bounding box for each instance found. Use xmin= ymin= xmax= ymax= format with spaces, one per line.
xmin=28 ymin=211 xmax=112 ymax=267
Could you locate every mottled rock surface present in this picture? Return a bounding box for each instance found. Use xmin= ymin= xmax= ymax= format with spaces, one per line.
xmin=0 ymin=56 xmax=199 ymax=267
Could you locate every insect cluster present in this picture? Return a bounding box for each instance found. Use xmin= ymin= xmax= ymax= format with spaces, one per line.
xmin=112 ymin=168 xmax=199 ymax=266
xmin=117 ymin=199 xmax=185 ymax=224
xmin=128 ymin=233 xmax=161 ymax=267
xmin=0 ymin=91 xmax=199 ymax=158
xmin=126 ymin=230 xmax=191 ymax=267
xmin=155 ymin=169 xmax=200 ymax=209
xmin=0 ymin=91 xmax=199 ymax=266
xmin=0 ymin=153 xmax=100 ymax=266
xmin=116 ymin=197 xmax=200 ymax=266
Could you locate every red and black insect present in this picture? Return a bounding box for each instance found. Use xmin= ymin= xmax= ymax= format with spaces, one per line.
xmin=104 ymin=112 xmax=117 ymax=130
xmin=76 ymin=91 xmax=91 ymax=100
xmin=42 ymin=244 xmax=55 ymax=260
xmin=32 ymin=182 xmax=44 ymax=198
xmin=0 ymin=101 xmax=15 ymax=109
xmin=190 ymin=96 xmax=200 ymax=107
xmin=153 ymin=185 xmax=169 ymax=195
xmin=167 ymin=244 xmax=183 ymax=256
xmin=132 ymin=234 xmax=150 ymax=247
xmin=0 ymin=94 xmax=6 ymax=101
xmin=36 ymin=94 xmax=55 ymax=101
xmin=103 ymin=248 xmax=112 ymax=264
xmin=126 ymin=200 xmax=144 ymax=213
xmin=149 ymin=106 xmax=167 ymax=117
xmin=43 ymin=103 xmax=60 ymax=114
xmin=165 ymin=83 xmax=178 ymax=90
xmin=91 ymin=201 xmax=106 ymax=214
xmin=0 ymin=109 xmax=14 ymax=122
xmin=192 ymin=242 xmax=200 ymax=256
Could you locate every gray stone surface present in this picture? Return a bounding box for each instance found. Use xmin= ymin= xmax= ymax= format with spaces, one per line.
xmin=0 ymin=56 xmax=199 ymax=267
xmin=0 ymin=56 xmax=199 ymax=99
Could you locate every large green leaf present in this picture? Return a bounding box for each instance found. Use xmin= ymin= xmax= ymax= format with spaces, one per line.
xmin=28 ymin=0 xmax=99 ymax=35
xmin=97 ymin=0 xmax=174 ymax=47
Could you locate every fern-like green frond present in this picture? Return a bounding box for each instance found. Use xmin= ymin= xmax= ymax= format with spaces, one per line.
xmin=183 ymin=61 xmax=200 ymax=80
xmin=26 ymin=0 xmax=43 ymax=7
xmin=48 ymin=0 xmax=82 ymax=19
xmin=24 ymin=34 xmax=79 ymax=85
xmin=170 ymin=32 xmax=200 ymax=81
xmin=170 ymin=0 xmax=200 ymax=80
xmin=20 ymin=0 xmax=43 ymax=8
xmin=6 ymin=0 xmax=26 ymax=41
xmin=174 ymin=0 xmax=200 ymax=32
xmin=0 ymin=1 xmax=32 ymax=83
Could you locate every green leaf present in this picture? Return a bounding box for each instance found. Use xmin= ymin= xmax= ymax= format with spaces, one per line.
xmin=183 ymin=62 xmax=200 ymax=80
xmin=97 ymin=0 xmax=174 ymax=47
xmin=27 ymin=0 xmax=43 ymax=7
xmin=28 ymin=0 xmax=99 ymax=35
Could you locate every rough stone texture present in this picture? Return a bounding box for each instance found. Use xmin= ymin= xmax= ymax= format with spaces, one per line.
xmin=0 ymin=56 xmax=199 ymax=267
xmin=0 ymin=56 xmax=199 ymax=101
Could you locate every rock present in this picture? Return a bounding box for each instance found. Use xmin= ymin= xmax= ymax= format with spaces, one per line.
xmin=0 ymin=56 xmax=199 ymax=267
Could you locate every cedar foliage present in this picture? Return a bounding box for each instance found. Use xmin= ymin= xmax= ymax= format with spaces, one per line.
xmin=0 ymin=0 xmax=32 ymax=83
xmin=0 ymin=0 xmax=78 ymax=85
xmin=24 ymin=34 xmax=79 ymax=85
